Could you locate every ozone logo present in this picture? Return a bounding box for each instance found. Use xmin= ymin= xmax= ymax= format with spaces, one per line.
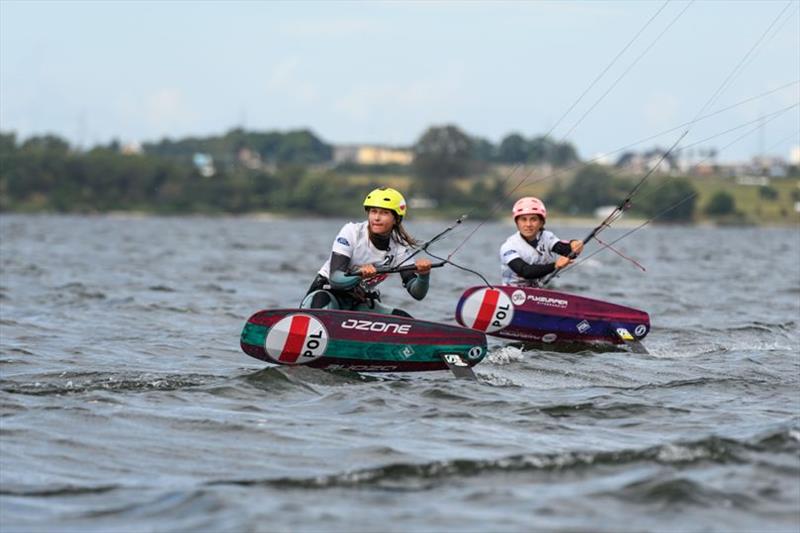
xmin=467 ymin=346 xmax=484 ymax=360
xmin=341 ymin=319 xmax=410 ymax=334
xmin=511 ymin=290 xmax=526 ymax=306
xmin=634 ymin=324 xmax=647 ymax=337
xmin=265 ymin=314 xmax=328 ymax=364
xmin=542 ymin=333 xmax=557 ymax=343
xmin=459 ymin=288 xmax=514 ymax=333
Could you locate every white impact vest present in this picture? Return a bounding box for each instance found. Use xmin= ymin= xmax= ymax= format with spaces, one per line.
xmin=499 ymin=230 xmax=562 ymax=287
xmin=318 ymin=221 xmax=412 ymax=288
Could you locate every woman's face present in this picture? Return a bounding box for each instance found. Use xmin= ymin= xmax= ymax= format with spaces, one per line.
xmin=515 ymin=214 xmax=544 ymax=240
xmin=367 ymin=207 xmax=396 ymax=235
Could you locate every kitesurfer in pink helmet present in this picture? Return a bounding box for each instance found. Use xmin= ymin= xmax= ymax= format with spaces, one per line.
xmin=499 ymin=197 xmax=584 ymax=287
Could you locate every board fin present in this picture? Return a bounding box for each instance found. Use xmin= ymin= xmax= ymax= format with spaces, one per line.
xmin=441 ymin=354 xmax=478 ymax=380
xmin=614 ymin=327 xmax=649 ymax=354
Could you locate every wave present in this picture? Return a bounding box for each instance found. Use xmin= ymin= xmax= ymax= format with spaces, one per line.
xmin=0 ymin=484 xmax=119 ymax=497
xmin=206 ymin=429 xmax=799 ymax=491
xmin=537 ymin=401 xmax=690 ymax=418
xmin=0 ymin=366 xmax=391 ymax=397
xmin=629 ymin=376 xmax=772 ymax=391
xmin=53 ymin=282 xmax=106 ymax=300
xmin=609 ymin=476 xmax=757 ymax=506
xmin=0 ymin=371 xmax=216 ymax=396
xmin=147 ymin=285 xmax=176 ymax=292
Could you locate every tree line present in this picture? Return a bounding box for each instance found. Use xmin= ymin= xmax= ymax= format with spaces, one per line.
xmin=0 ymin=126 xmax=713 ymax=222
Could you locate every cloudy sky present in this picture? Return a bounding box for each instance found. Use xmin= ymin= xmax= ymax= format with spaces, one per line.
xmin=1 ymin=1 xmax=798 ymax=162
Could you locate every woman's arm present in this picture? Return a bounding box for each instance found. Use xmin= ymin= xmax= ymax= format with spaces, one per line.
xmin=400 ymin=271 xmax=429 ymax=300
xmin=552 ymin=240 xmax=584 ymax=256
xmin=327 ymin=252 xmax=361 ymax=290
xmin=508 ymin=257 xmax=556 ymax=280
xmin=400 ymin=259 xmax=431 ymax=300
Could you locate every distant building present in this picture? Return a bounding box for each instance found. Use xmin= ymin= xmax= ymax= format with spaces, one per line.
xmin=751 ymin=156 xmax=788 ymax=178
xmin=790 ymin=145 xmax=800 ymax=165
xmin=192 ymin=153 xmax=216 ymax=178
xmin=735 ymin=175 xmax=770 ymax=186
xmin=120 ymin=142 xmax=142 ymax=155
xmin=333 ymin=145 xmax=413 ymax=166
xmin=237 ymin=147 xmax=262 ymax=170
xmin=590 ymin=153 xmax=615 ymax=166
xmin=409 ymin=196 xmax=438 ymax=209
xmin=615 ymin=148 xmax=677 ymax=174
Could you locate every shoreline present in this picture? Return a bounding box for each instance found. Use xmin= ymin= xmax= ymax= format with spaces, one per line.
xmin=1 ymin=210 xmax=797 ymax=228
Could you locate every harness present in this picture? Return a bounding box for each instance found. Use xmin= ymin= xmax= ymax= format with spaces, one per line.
xmin=306 ymin=274 xmax=382 ymax=310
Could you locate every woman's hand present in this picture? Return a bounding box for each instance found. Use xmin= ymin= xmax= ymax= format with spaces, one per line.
xmin=358 ymin=264 xmax=377 ymax=278
xmin=415 ymin=258 xmax=432 ymax=275
xmin=570 ymin=240 xmax=584 ymax=255
xmin=555 ymin=256 xmax=574 ymax=270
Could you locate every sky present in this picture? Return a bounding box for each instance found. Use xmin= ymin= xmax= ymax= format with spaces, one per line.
xmin=1 ymin=0 xmax=798 ymax=163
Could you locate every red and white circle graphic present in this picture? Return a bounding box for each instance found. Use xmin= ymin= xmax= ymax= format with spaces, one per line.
xmin=460 ymin=288 xmax=514 ymax=333
xmin=264 ymin=314 xmax=328 ymax=364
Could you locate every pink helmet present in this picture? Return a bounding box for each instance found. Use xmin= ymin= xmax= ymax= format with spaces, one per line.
xmin=512 ymin=197 xmax=547 ymax=220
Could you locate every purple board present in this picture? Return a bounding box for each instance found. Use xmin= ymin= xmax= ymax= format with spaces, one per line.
xmin=241 ymin=308 xmax=487 ymax=372
xmin=455 ymin=286 xmax=650 ymax=347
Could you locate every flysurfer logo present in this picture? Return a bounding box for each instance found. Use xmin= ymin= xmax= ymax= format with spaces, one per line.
xmin=341 ymin=319 xmax=411 ymax=334
xmin=527 ymin=295 xmax=568 ymax=308
xmin=512 ymin=290 xmax=526 ymax=305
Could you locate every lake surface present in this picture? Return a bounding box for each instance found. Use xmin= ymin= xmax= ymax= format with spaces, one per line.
xmin=1 ymin=214 xmax=798 ymax=532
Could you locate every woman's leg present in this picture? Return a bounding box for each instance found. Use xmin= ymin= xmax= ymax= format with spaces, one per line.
xmin=354 ymin=300 xmax=412 ymax=317
xmin=300 ymin=290 xmax=341 ymax=310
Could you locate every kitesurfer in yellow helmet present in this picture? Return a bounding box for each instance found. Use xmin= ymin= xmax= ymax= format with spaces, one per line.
xmin=300 ymin=187 xmax=432 ymax=316
xmin=500 ymin=197 xmax=584 ymax=287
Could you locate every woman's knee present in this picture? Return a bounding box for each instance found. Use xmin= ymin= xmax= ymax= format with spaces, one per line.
xmin=300 ymin=290 xmax=340 ymax=310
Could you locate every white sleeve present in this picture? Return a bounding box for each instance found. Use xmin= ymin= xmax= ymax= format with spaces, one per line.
xmin=500 ymin=239 xmax=521 ymax=265
xmin=391 ymin=243 xmax=411 ymax=268
xmin=331 ymin=223 xmax=357 ymax=258
xmin=542 ymin=231 xmax=563 ymax=252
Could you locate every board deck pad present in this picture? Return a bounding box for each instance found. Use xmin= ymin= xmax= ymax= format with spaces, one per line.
xmin=455 ymin=286 xmax=650 ymax=347
xmin=241 ymin=309 xmax=487 ymax=372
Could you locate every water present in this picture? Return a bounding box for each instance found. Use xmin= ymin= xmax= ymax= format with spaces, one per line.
xmin=1 ymin=214 xmax=798 ymax=532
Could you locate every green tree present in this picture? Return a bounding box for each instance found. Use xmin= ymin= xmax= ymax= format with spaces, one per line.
xmin=562 ymin=164 xmax=618 ymax=214
xmin=412 ymin=125 xmax=473 ymax=204
xmin=21 ymin=134 xmax=70 ymax=154
xmin=526 ymin=136 xmax=550 ymax=164
xmin=633 ymin=178 xmax=697 ymax=222
xmin=550 ymin=141 xmax=579 ymax=167
xmin=705 ymin=190 xmax=736 ymax=216
xmin=470 ymin=136 xmax=496 ymax=162
xmin=0 ymin=132 xmax=16 ymax=156
xmin=758 ymin=185 xmax=778 ymax=200
xmin=498 ymin=133 xmax=527 ymax=163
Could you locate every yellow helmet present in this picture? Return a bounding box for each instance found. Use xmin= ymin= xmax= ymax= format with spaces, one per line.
xmin=363 ymin=187 xmax=407 ymax=218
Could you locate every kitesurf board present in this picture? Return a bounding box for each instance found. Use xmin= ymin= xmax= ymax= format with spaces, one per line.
xmin=455 ymin=286 xmax=650 ymax=350
xmin=241 ymin=309 xmax=487 ymax=373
